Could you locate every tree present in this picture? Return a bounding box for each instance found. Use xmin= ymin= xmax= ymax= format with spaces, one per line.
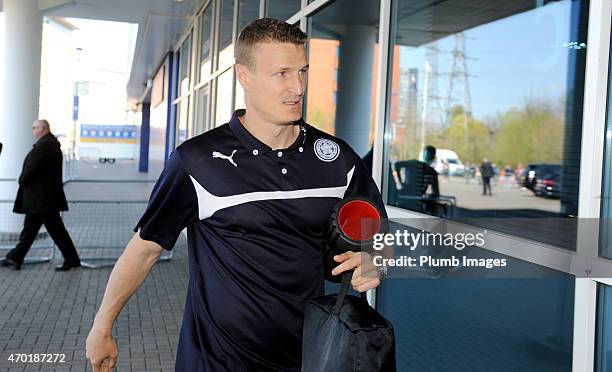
xmin=492 ymin=102 xmax=563 ymax=166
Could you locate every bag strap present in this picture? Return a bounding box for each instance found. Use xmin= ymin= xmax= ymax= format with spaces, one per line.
xmin=333 ymin=270 xmax=368 ymax=315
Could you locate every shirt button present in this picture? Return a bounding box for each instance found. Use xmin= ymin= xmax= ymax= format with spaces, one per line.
xmin=277 ymin=151 xmax=283 ymax=157
xmin=252 ymin=149 xmax=259 ymax=156
xmin=298 ymin=147 xmax=303 ymax=152
xmin=281 ymin=168 xmax=287 ymax=175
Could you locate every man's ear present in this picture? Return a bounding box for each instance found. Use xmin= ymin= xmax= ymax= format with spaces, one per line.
xmin=235 ymin=63 xmax=249 ymax=93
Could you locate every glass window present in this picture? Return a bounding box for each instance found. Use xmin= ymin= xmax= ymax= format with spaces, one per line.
xmin=176 ymin=97 xmax=189 ymax=145
xmin=235 ymin=77 xmax=245 ymax=111
xmin=233 ymin=0 xmax=251 ymax=112
xmin=150 ymin=60 xmax=170 ymax=163
xmin=178 ymin=33 xmax=192 ymax=97
xmin=599 ymin=34 xmax=612 ymax=259
xmin=383 ymin=0 xmax=588 ymax=245
xmin=196 ymin=84 xmax=210 ymax=135
xmin=267 ymin=0 xmax=301 ymax=21
xmin=200 ymin=5 xmax=213 ymax=82
xmin=238 ymin=0 xmax=259 ymax=34
xmin=379 ymin=275 xmax=574 ymax=371
xmin=215 ymin=69 xmax=234 ymax=128
xmin=597 ymin=283 xmax=612 ymax=371
xmin=305 ymin=0 xmax=380 ymax=158
xmin=218 ymin=0 xmax=235 ymax=70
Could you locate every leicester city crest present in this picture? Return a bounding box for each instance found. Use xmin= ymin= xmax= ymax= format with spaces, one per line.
xmin=314 ymin=138 xmax=340 ymax=162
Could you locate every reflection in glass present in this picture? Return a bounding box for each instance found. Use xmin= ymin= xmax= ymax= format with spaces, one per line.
xmin=379 ymin=276 xmax=574 ymax=371
xmin=597 ymin=284 xmax=612 ymax=371
xmin=150 ymin=97 xmax=168 ymax=162
xmin=384 ymin=0 xmax=588 ymax=228
xmin=215 ymin=69 xmax=233 ymax=127
xmin=179 ymin=34 xmax=191 ymax=97
xmin=305 ymin=0 xmax=380 ymax=158
xmin=599 ymin=35 xmax=612 ymax=259
xmin=238 ymin=0 xmax=259 ymax=35
xmin=200 ymin=5 xmax=213 ymax=82
xmin=235 ymin=77 xmax=245 ymax=111
xmin=267 ymin=0 xmax=300 ymax=22
xmin=218 ymin=0 xmax=235 ymax=70
xmin=176 ymin=97 xmax=189 ymax=145
xmin=196 ymin=84 xmax=210 ymax=135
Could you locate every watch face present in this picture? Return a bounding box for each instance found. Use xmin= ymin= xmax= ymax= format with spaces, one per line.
xmin=377 ymin=264 xmax=387 ymax=280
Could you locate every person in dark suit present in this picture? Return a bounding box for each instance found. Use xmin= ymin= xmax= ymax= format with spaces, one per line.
xmin=480 ymin=158 xmax=494 ymax=196
xmin=2 ymin=119 xmax=81 ymax=271
xmin=393 ymin=145 xmax=441 ymax=214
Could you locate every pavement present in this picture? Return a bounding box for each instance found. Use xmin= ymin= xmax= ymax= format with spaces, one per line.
xmin=438 ymin=175 xmax=560 ymax=213
xmin=0 ymin=159 xmax=187 ymax=372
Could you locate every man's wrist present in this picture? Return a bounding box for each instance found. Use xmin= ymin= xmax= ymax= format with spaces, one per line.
xmin=91 ymin=317 xmax=114 ymax=335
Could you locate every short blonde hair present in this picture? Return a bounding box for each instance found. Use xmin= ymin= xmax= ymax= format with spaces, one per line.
xmin=235 ymin=18 xmax=307 ymax=72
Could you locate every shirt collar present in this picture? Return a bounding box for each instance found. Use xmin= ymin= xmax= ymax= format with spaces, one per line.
xmin=229 ymin=109 xmax=307 ymax=154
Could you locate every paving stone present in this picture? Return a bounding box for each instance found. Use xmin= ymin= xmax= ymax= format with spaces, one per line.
xmin=0 ymin=161 xmax=187 ymax=371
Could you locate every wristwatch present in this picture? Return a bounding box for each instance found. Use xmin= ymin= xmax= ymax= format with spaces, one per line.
xmin=377 ymin=264 xmax=388 ymax=281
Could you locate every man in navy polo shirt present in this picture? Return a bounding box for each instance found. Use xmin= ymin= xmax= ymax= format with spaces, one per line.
xmin=86 ymin=18 xmax=385 ymax=372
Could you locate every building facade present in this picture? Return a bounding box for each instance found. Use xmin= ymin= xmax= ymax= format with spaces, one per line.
xmin=148 ymin=1 xmax=612 ymax=371
xmin=1 ymin=0 xmax=611 ymax=370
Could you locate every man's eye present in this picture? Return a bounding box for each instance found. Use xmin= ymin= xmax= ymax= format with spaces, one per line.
xmin=277 ymin=72 xmax=286 ymax=77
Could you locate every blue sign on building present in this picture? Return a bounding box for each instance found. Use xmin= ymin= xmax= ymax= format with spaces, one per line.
xmin=80 ymin=124 xmax=137 ymax=143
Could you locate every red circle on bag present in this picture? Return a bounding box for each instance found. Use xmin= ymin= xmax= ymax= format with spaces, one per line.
xmin=337 ymin=200 xmax=382 ymax=241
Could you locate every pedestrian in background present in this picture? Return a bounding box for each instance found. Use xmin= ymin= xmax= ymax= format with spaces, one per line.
xmin=2 ymin=119 xmax=81 ymax=271
xmin=480 ymin=158 xmax=494 ymax=196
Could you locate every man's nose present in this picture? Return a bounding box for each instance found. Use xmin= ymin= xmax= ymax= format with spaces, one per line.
xmin=289 ymin=73 xmax=304 ymax=97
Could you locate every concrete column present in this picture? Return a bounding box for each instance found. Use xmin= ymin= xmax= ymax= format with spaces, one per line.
xmin=0 ymin=0 xmax=43 ymax=231
xmin=334 ymin=25 xmax=377 ymax=157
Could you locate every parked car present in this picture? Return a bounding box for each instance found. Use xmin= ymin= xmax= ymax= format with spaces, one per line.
xmin=535 ymin=173 xmax=561 ymax=198
xmin=521 ymin=163 xmax=561 ymax=193
xmin=522 ymin=163 xmax=562 ymax=198
xmin=520 ymin=164 xmax=538 ymax=190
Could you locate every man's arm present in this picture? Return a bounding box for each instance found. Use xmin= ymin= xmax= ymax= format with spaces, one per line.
xmin=330 ymin=147 xmax=390 ymax=291
xmin=86 ymin=232 xmax=163 ymax=372
xmin=18 ymin=145 xmax=48 ymax=186
xmin=430 ymin=168 xmax=440 ymax=197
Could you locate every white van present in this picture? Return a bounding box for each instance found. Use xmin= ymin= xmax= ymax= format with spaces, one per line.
xmin=430 ymin=149 xmax=465 ymax=176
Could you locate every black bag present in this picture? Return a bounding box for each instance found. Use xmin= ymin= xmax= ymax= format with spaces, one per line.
xmin=301 ymin=271 xmax=396 ymax=372
xmin=323 ymin=196 xmax=387 ymax=283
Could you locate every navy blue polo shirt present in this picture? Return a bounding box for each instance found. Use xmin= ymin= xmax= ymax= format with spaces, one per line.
xmin=135 ymin=109 xmax=385 ymax=371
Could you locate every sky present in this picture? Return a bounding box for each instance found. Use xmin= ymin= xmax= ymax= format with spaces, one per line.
xmin=398 ymin=0 xmax=580 ymax=122
xmin=67 ymin=18 xmax=138 ymax=82
xmin=0 ymin=15 xmax=137 ymax=100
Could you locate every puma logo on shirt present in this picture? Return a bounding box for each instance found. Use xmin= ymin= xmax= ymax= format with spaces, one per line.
xmin=212 ymin=149 xmax=238 ymax=167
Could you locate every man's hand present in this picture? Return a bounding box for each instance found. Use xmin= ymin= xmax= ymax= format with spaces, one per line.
xmin=86 ymin=327 xmax=118 ymax=372
xmin=330 ymin=251 xmax=380 ymax=292
xmin=83 ymin=233 xmax=162 ymax=372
